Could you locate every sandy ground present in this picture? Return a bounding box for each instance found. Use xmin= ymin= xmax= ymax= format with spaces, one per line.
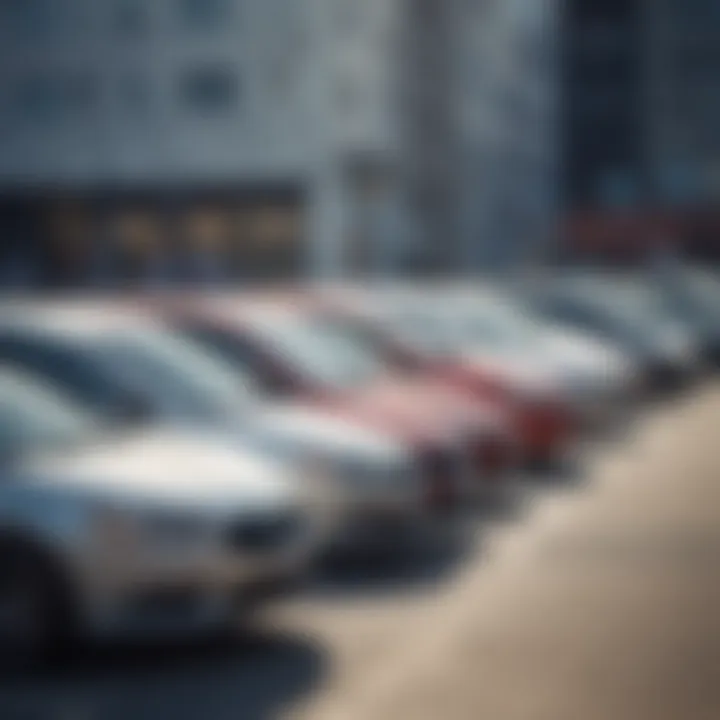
xmin=284 ymin=384 xmax=720 ymax=720
xmin=2 ymin=384 xmax=720 ymax=720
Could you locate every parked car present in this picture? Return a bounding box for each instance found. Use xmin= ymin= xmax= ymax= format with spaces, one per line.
xmin=523 ymin=274 xmax=701 ymax=391
xmin=161 ymin=295 xmax=520 ymax=506
xmin=0 ymin=368 xmax=327 ymax=668
xmin=0 ymin=303 xmax=430 ymax=557
xmin=651 ymin=267 xmax=720 ymax=366
xmin=445 ymin=288 xmax=642 ymax=428
xmin=316 ymin=286 xmax=579 ymax=468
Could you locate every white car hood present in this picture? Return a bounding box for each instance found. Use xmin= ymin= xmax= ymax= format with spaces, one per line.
xmin=21 ymin=428 xmax=295 ymax=514
xmin=246 ymin=403 xmax=410 ymax=466
xmin=535 ymin=328 xmax=632 ymax=385
xmin=465 ymin=349 xmax=562 ymax=399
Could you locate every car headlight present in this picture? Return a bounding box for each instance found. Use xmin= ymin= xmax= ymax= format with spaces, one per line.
xmin=90 ymin=503 xmax=212 ymax=555
xmin=138 ymin=512 xmax=211 ymax=550
xmin=298 ymin=454 xmax=348 ymax=508
xmin=301 ymin=452 xmax=417 ymax=504
xmin=87 ymin=504 xmax=141 ymax=557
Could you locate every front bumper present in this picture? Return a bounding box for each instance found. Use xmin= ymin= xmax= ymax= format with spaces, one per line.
xmin=326 ymin=500 xmax=429 ymax=556
xmin=71 ymin=521 xmax=320 ymax=640
xmin=518 ymin=401 xmax=575 ymax=468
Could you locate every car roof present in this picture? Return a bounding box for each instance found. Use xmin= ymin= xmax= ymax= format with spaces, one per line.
xmin=173 ymin=292 xmax=319 ymax=331
xmin=0 ymin=300 xmax=160 ymax=340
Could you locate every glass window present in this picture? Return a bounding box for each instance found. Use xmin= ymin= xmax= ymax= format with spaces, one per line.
xmin=60 ymin=73 xmax=98 ymax=116
xmin=0 ymin=0 xmax=62 ymax=39
xmin=118 ymin=73 xmax=151 ymax=115
xmin=0 ymin=335 xmax=126 ymax=411
xmin=383 ymin=309 xmax=459 ymax=359
xmin=247 ymin=315 xmax=391 ymax=390
xmin=13 ymin=73 xmax=97 ymax=123
xmin=94 ymin=329 xmax=255 ymax=420
xmin=0 ymin=373 xmax=94 ymax=456
xmin=114 ymin=0 xmax=148 ymax=36
xmin=176 ymin=0 xmax=232 ymax=31
xmin=179 ymin=65 xmax=238 ymax=114
xmin=13 ymin=75 xmax=58 ymax=123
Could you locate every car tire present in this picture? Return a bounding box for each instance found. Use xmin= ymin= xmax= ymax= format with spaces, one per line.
xmin=0 ymin=538 xmax=78 ymax=673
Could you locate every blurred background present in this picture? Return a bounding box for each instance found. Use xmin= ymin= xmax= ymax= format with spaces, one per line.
xmin=2 ymin=3 xmax=720 ymax=720
xmin=1 ymin=1 xmax=719 ymax=288
xmin=2 ymin=0 xmax=719 ymax=287
xmin=0 ymin=0 xmax=548 ymax=286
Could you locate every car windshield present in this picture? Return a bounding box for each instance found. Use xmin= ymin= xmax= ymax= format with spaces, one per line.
xmin=0 ymin=374 xmax=95 ymax=457
xmin=380 ymin=308 xmax=463 ymax=359
xmin=675 ymin=273 xmax=720 ymax=320
xmin=455 ymin=299 xmax=544 ymax=353
xmin=558 ymin=284 xmax=666 ymax=345
xmin=249 ymin=314 xmax=392 ymax=389
xmin=93 ymin=328 xmax=255 ymax=421
xmin=592 ymin=284 xmax=681 ymax=332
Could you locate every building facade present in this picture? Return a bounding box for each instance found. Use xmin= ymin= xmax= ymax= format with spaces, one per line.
xmin=563 ymin=0 xmax=720 ymax=262
xmin=0 ymin=0 xmax=558 ymax=286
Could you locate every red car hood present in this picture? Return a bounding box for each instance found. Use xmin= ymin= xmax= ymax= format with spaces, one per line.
xmin=309 ymin=374 xmax=511 ymax=446
xmin=440 ymin=357 xmax=560 ymax=405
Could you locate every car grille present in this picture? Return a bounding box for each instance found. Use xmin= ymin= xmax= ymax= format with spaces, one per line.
xmin=225 ymin=512 xmax=303 ymax=554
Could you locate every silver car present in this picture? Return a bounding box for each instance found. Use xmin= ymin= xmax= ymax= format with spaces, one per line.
xmin=0 ymin=304 xmax=427 ymax=556
xmin=0 ymin=369 xmax=330 ymax=668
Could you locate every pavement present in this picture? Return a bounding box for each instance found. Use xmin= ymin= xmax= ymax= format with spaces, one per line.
xmin=2 ymin=384 xmax=720 ymax=720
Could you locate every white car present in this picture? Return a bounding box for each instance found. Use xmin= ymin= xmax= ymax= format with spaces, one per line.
xmin=524 ymin=275 xmax=702 ymax=390
xmin=342 ymin=287 xmax=638 ymax=429
xmin=0 ymin=369 xmax=331 ymax=668
xmin=0 ymin=305 xmax=426 ymax=555
xmin=650 ymin=267 xmax=720 ymax=366
xmin=451 ymin=290 xmax=642 ymax=427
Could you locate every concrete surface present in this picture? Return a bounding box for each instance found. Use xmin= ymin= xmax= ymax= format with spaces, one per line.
xmin=2 ymin=385 xmax=720 ymax=720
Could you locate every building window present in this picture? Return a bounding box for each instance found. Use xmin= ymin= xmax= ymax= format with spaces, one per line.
xmin=13 ymin=75 xmax=57 ymax=123
xmin=176 ymin=0 xmax=232 ymax=31
xmin=114 ymin=0 xmax=148 ymax=36
xmin=119 ymin=73 xmax=151 ymax=115
xmin=13 ymin=73 xmax=97 ymax=124
xmin=61 ymin=73 xmax=98 ymax=116
xmin=0 ymin=0 xmax=63 ymax=39
xmin=179 ymin=65 xmax=238 ymax=114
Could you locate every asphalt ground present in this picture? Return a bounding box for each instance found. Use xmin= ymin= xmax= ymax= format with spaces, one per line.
xmin=2 ymin=383 xmax=720 ymax=720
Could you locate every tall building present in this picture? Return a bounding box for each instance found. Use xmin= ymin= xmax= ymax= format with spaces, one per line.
xmin=645 ymin=0 xmax=720 ymax=208
xmin=563 ymin=0 xmax=720 ymax=261
xmin=0 ymin=0 xmax=557 ymax=285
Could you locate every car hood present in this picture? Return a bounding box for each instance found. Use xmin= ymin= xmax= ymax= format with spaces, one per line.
xmin=463 ymin=351 xmax=561 ymax=400
xmin=533 ymin=328 xmax=635 ymax=388
xmin=19 ymin=428 xmax=296 ymax=515
xmin=318 ymin=375 xmax=510 ymax=445
xmin=465 ymin=333 xmax=632 ymax=401
xmin=248 ymin=402 xmax=412 ymax=465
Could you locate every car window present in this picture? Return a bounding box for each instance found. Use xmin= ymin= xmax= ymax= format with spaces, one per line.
xmin=94 ymin=328 xmax=254 ymax=420
xmin=456 ymin=303 xmax=534 ymax=352
xmin=182 ymin=326 xmax=267 ymax=378
xmin=0 ymin=374 xmax=94 ymax=457
xmin=0 ymin=334 xmax=127 ymax=412
xmin=248 ymin=315 xmax=391 ymax=389
xmin=380 ymin=309 xmax=460 ymax=359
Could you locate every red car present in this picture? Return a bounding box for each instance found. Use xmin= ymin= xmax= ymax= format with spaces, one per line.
xmin=312 ymin=289 xmax=576 ymax=470
xmin=157 ymin=294 xmax=520 ymax=510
